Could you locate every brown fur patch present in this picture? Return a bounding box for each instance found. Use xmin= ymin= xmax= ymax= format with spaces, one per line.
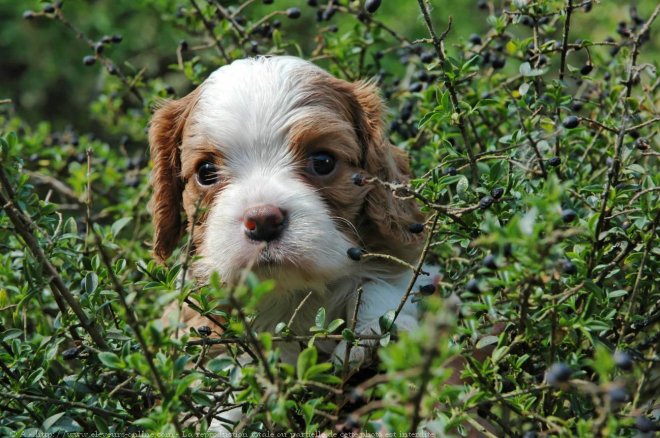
xmin=285 ymin=74 xmax=426 ymax=265
xmin=148 ymin=87 xmax=202 ymax=262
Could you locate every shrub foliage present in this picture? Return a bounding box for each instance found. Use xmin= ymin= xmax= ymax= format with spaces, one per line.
xmin=1 ymin=0 xmax=658 ymax=436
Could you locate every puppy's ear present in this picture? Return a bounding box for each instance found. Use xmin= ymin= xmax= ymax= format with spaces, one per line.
xmin=351 ymin=81 xmax=425 ymax=247
xmin=148 ymin=89 xmax=200 ymax=262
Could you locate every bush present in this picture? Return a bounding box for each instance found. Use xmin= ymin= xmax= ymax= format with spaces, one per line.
xmin=1 ymin=0 xmax=658 ymax=436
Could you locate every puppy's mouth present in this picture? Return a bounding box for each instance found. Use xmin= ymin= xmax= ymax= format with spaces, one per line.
xmin=246 ymin=241 xmax=292 ymax=268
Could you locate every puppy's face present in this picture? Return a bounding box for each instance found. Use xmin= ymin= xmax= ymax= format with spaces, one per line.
xmin=149 ymin=57 xmax=424 ymax=287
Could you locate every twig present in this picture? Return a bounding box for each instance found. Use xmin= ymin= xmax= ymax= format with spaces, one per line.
xmin=555 ymin=0 xmax=574 ymax=156
xmin=190 ymin=0 xmax=231 ymax=63
xmin=392 ymin=213 xmax=439 ymax=324
xmin=7 ymin=393 xmax=128 ymax=420
xmin=590 ymin=3 xmax=660 ymax=272
xmin=616 ymin=211 xmax=659 ymax=346
xmin=416 ymin=2 xmax=478 ymax=184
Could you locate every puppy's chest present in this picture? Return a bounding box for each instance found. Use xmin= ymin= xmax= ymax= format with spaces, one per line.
xmin=253 ymin=281 xmax=356 ymax=360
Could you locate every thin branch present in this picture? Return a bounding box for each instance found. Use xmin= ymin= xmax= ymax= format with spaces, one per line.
xmin=416 ymin=2 xmax=478 ymax=184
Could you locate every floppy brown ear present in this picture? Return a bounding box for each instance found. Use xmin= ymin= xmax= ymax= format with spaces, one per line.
xmin=350 ymin=81 xmax=426 ymax=249
xmin=148 ymin=89 xmax=200 ymax=262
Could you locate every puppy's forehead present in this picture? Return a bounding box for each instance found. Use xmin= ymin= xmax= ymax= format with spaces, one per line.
xmin=191 ymin=57 xmax=332 ymax=169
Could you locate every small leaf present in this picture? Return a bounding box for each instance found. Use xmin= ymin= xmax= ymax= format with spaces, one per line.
xmin=82 ymin=272 xmax=98 ymax=294
xmin=98 ymin=352 xmax=123 ymax=369
xmin=341 ymin=328 xmax=356 ymax=343
xmin=476 ymin=335 xmax=499 ymax=350
xmin=315 ymin=307 xmax=326 ymax=329
xmin=379 ymin=310 xmax=395 ymax=333
xmin=207 ymin=357 xmax=233 ymax=373
xmin=297 ymin=347 xmax=317 ymax=381
xmin=43 ymin=412 xmax=66 ymax=431
xmin=326 ymin=318 xmax=344 ymax=334
xmin=110 ymin=217 xmax=132 ymax=238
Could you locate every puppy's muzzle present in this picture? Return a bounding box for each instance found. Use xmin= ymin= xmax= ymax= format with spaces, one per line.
xmin=243 ymin=205 xmax=287 ymax=242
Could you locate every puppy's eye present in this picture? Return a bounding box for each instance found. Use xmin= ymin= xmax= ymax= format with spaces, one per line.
xmin=196 ymin=162 xmax=219 ymax=186
xmin=307 ymin=152 xmax=336 ymax=176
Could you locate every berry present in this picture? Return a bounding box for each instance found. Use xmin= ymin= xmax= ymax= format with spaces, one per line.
xmin=634 ymin=416 xmax=656 ymax=433
xmin=351 ymin=173 xmax=365 ymax=186
xmin=635 ymin=137 xmax=650 ymax=150
xmin=583 ymin=1 xmax=592 ymax=12
xmin=43 ymin=3 xmax=56 ymax=13
xmin=522 ymin=432 xmax=537 ymax=438
xmin=477 ymin=0 xmax=488 ymax=10
xmin=179 ymin=40 xmax=188 ymax=51
xmin=562 ymin=115 xmax=580 ymax=129
xmin=322 ymin=7 xmax=337 ymax=21
xmin=561 ymin=209 xmax=577 ymax=223
xmin=286 ymin=7 xmax=301 ymax=19
xmin=348 ymin=387 xmax=365 ymax=404
xmin=491 ymin=56 xmax=506 ymax=69
xmin=347 ymin=247 xmax=365 ymax=261
xmin=421 ymin=51 xmax=435 ymax=63
xmin=443 ymin=167 xmax=457 ymax=176
xmin=491 ymin=187 xmax=504 ymax=199
xmin=307 ymin=0 xmax=318 ymax=6
xmin=23 ymin=10 xmax=35 ymax=20
xmin=262 ymin=0 xmax=273 ymax=3
xmin=479 ymin=195 xmax=494 ymax=209
xmin=82 ymin=56 xmax=96 ymax=66
xmin=165 ymin=85 xmax=175 ymax=95
xmin=613 ymin=350 xmax=633 ymax=371
xmin=197 ymin=326 xmax=211 ymax=337
xmin=408 ymin=223 xmax=424 ymax=234
xmin=546 ymin=362 xmax=571 ymax=386
xmin=466 ymin=279 xmax=480 ymax=294
xmin=547 ymin=157 xmax=561 ymax=167
xmin=365 ymin=0 xmax=382 ymax=14
xmin=607 ymin=386 xmax=628 ymax=404
xmin=408 ymin=82 xmax=423 ymax=92
xmin=483 ymin=254 xmax=498 ymax=270
xmin=272 ymin=19 xmax=281 ymax=29
xmin=62 ymin=348 xmax=80 ymax=360
xmin=469 ymin=33 xmax=482 ymax=45
xmin=111 ymin=34 xmax=123 ymax=43
xmin=107 ymin=64 xmax=118 ymax=76
xmin=561 ymin=260 xmax=577 ymax=275
xmin=580 ymin=64 xmax=593 ymax=75
xmin=419 ymin=284 xmax=436 ymax=296
xmin=94 ymin=42 xmax=104 ymax=55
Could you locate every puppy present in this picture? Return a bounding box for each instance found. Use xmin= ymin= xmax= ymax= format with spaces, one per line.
xmin=149 ymin=56 xmax=432 ymax=367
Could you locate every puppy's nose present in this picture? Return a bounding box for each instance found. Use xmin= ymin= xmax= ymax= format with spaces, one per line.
xmin=243 ymin=205 xmax=287 ymax=242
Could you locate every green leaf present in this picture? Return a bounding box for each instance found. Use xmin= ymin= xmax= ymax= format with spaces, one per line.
xmin=1 ymin=328 xmax=23 ymax=342
xmin=379 ymin=310 xmax=395 ymax=333
xmin=315 ymin=307 xmax=326 ymax=329
xmin=519 ymin=62 xmax=547 ymax=77
xmin=326 ymin=318 xmax=344 ymax=333
xmin=97 ymin=352 xmax=123 ymax=369
xmin=297 ymin=347 xmax=317 ymax=381
xmin=342 ymin=328 xmax=356 ymax=342
xmin=43 ymin=413 xmax=66 ymax=431
xmin=110 ymin=217 xmax=132 ymax=238
xmin=304 ymin=362 xmax=333 ymax=380
xmin=82 ymin=272 xmax=98 ymax=294
xmin=476 ymin=335 xmax=499 ymax=350
xmin=207 ymin=357 xmax=233 ymax=373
